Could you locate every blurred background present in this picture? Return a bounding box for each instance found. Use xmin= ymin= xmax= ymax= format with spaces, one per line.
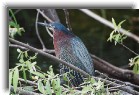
xmin=9 ymin=9 xmax=139 ymax=73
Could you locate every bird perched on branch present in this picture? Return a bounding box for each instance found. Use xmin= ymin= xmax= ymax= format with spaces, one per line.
xmin=38 ymin=22 xmax=94 ymax=87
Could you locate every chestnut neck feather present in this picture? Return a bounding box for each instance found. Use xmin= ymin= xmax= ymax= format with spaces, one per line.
xmin=53 ymin=30 xmax=75 ymax=57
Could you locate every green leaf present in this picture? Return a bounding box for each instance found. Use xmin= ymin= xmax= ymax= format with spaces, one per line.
xmin=82 ymin=85 xmax=91 ymax=94
xmin=45 ymin=80 xmax=52 ymax=95
xmin=31 ymin=71 xmax=45 ymax=78
xmin=17 ymin=52 xmax=22 ymax=59
xmin=107 ymin=30 xmax=115 ymax=42
xmin=13 ymin=67 xmax=19 ymax=93
xmin=38 ymin=80 xmax=45 ymax=94
xmin=54 ymin=78 xmax=62 ymax=95
xmin=90 ymin=77 xmax=96 ymax=84
xmin=63 ymin=73 xmax=68 ymax=81
xmin=22 ymin=66 xmax=27 ymax=82
xmin=133 ymin=64 xmax=139 ymax=74
xmin=118 ymin=20 xmax=126 ymax=29
xmin=9 ymin=71 xmax=13 ymax=88
xmin=114 ymin=34 xmax=120 ymax=45
xmin=112 ymin=18 xmax=117 ymax=28
xmin=30 ymin=56 xmax=37 ymax=60
xmin=52 ymin=79 xmax=56 ymax=89
xmin=9 ymin=21 xmax=17 ymax=27
xmin=17 ymin=49 xmax=21 ymax=53
xmin=19 ymin=58 xmax=24 ymax=63
xmin=9 ymin=9 xmax=18 ymax=25
xmin=25 ymin=51 xmax=28 ymax=58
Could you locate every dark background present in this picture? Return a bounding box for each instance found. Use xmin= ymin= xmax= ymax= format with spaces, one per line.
xmin=9 ymin=9 xmax=139 ymax=73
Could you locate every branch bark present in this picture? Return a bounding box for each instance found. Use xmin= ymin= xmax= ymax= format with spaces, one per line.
xmin=91 ymin=55 xmax=139 ymax=85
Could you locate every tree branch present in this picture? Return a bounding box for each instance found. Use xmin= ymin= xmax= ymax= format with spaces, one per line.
xmin=9 ymin=44 xmax=27 ymax=50
xmin=79 ymin=9 xmax=139 ymax=43
xmin=95 ymin=70 xmax=139 ymax=90
xmin=19 ymin=78 xmax=37 ymax=86
xmin=9 ymin=43 xmax=55 ymax=54
xmin=10 ymin=86 xmax=42 ymax=95
xmin=118 ymin=42 xmax=139 ymax=56
xmin=91 ymin=54 xmax=139 ymax=85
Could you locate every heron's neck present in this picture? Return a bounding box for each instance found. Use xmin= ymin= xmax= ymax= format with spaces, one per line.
xmin=53 ymin=31 xmax=74 ymax=57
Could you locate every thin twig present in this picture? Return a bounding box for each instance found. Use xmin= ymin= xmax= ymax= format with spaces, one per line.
xmin=19 ymin=78 xmax=37 ymax=86
xmin=108 ymin=88 xmax=119 ymax=92
xmin=35 ymin=11 xmax=46 ymax=51
xmin=79 ymin=9 xmax=139 ymax=43
xmin=36 ymin=9 xmax=53 ymax=23
xmin=63 ymin=9 xmax=72 ymax=31
xmin=118 ymin=42 xmax=139 ymax=56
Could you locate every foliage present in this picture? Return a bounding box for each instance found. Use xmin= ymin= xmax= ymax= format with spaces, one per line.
xmin=107 ymin=18 xmax=127 ymax=45
xmin=9 ymin=49 xmax=38 ymax=93
xmin=9 ymin=9 xmax=25 ymax=38
xmin=129 ymin=56 xmax=139 ymax=74
xmin=9 ymin=49 xmax=121 ymax=95
xmin=108 ymin=18 xmax=139 ymax=74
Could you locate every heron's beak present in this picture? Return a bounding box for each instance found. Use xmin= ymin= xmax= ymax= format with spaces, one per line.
xmin=37 ymin=22 xmax=54 ymax=37
xmin=37 ymin=22 xmax=49 ymax=27
xmin=37 ymin=22 xmax=54 ymax=31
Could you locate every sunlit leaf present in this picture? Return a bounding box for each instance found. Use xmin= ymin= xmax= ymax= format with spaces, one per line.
xmin=25 ymin=51 xmax=28 ymax=58
xmin=13 ymin=67 xmax=19 ymax=93
xmin=9 ymin=9 xmax=17 ymax=25
xmin=22 ymin=66 xmax=27 ymax=82
xmin=17 ymin=49 xmax=21 ymax=53
xmin=133 ymin=64 xmax=138 ymax=74
xmin=45 ymin=80 xmax=52 ymax=95
xmin=17 ymin=52 xmax=22 ymax=59
xmin=38 ymin=80 xmax=45 ymax=94
xmin=9 ymin=71 xmax=13 ymax=88
xmin=118 ymin=20 xmax=126 ymax=29
xmin=112 ymin=18 xmax=117 ymax=28
xmin=9 ymin=21 xmax=17 ymax=27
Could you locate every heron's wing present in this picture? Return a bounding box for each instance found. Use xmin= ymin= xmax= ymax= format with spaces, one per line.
xmin=70 ymin=37 xmax=94 ymax=75
xmin=59 ymin=40 xmax=85 ymax=86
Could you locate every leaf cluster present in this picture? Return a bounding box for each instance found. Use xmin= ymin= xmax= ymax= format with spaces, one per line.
xmin=129 ymin=56 xmax=139 ymax=74
xmin=107 ymin=18 xmax=127 ymax=45
xmin=9 ymin=9 xmax=25 ymax=38
xmin=10 ymin=49 xmax=122 ymax=95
